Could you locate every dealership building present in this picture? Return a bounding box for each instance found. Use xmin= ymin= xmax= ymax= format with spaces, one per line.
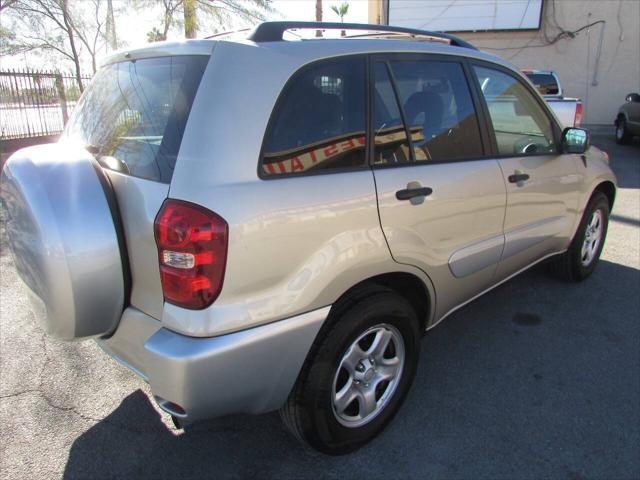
xmin=368 ymin=0 xmax=640 ymax=126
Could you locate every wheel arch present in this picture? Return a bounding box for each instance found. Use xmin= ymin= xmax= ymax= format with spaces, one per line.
xmin=326 ymin=271 xmax=434 ymax=333
xmin=593 ymin=180 xmax=616 ymax=211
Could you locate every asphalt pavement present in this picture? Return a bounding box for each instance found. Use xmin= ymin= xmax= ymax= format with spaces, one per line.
xmin=1 ymin=135 xmax=638 ymax=479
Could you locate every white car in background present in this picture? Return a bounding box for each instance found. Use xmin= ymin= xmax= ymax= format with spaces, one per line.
xmin=523 ymin=69 xmax=583 ymax=128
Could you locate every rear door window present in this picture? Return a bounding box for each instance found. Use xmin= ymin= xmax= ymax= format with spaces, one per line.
xmin=381 ymin=60 xmax=484 ymax=163
xmin=261 ymin=57 xmax=367 ymax=177
xmin=64 ymin=55 xmax=208 ymax=183
xmin=372 ymin=62 xmax=411 ymax=165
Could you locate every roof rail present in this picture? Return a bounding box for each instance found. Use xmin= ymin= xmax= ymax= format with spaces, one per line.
xmin=246 ymin=21 xmax=477 ymax=50
xmin=204 ymin=28 xmax=251 ymax=39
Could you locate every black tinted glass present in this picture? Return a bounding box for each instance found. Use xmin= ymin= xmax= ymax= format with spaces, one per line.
xmin=262 ymin=57 xmax=366 ymax=177
xmin=525 ymin=73 xmax=559 ymax=95
xmin=388 ymin=60 xmax=483 ymax=162
xmin=64 ymin=55 xmax=208 ymax=183
xmin=373 ymin=62 xmax=410 ymax=165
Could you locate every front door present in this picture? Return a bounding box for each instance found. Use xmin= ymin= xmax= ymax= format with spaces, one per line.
xmin=471 ymin=64 xmax=582 ymax=282
xmin=371 ymin=56 xmax=506 ymax=322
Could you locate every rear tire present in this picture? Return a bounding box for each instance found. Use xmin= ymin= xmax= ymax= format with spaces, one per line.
xmin=280 ymin=288 xmax=420 ymax=455
xmin=550 ymin=192 xmax=609 ymax=282
xmin=615 ymin=117 xmax=632 ymax=144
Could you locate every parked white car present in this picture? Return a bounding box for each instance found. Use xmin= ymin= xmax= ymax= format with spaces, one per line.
xmin=523 ymin=69 xmax=583 ymax=128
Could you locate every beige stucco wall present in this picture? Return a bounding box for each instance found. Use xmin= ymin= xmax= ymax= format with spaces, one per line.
xmin=369 ymin=0 xmax=640 ymax=125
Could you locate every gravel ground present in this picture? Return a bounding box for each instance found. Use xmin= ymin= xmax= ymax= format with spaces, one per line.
xmin=1 ymin=135 xmax=638 ymax=479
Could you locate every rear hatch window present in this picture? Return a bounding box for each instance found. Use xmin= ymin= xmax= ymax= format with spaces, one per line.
xmin=64 ymin=55 xmax=208 ymax=183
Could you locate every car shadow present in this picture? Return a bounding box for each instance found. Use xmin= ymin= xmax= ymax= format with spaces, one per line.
xmin=62 ymin=259 xmax=640 ymax=479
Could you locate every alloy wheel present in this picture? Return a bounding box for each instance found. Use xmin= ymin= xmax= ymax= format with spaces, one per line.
xmin=581 ymin=209 xmax=604 ymax=266
xmin=331 ymin=324 xmax=405 ymax=428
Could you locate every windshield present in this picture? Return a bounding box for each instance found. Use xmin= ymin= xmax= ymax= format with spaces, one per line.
xmin=525 ymin=73 xmax=559 ymax=95
xmin=64 ymin=55 xmax=208 ymax=183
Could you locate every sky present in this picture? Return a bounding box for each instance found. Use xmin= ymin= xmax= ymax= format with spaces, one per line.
xmin=118 ymin=0 xmax=370 ymax=45
xmin=0 ymin=0 xmax=371 ymax=70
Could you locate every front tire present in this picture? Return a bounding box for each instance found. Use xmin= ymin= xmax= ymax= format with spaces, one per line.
xmin=550 ymin=192 xmax=610 ymax=281
xmin=280 ymin=289 xmax=420 ymax=455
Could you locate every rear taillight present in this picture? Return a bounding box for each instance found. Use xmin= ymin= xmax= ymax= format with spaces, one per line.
xmin=154 ymin=199 xmax=228 ymax=310
xmin=574 ymin=102 xmax=584 ymax=127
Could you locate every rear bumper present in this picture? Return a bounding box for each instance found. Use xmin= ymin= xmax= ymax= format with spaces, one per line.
xmin=97 ymin=306 xmax=328 ymax=424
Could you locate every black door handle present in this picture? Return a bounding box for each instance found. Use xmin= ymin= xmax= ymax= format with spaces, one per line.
xmin=396 ymin=187 xmax=433 ymax=200
xmin=508 ymin=173 xmax=530 ymax=183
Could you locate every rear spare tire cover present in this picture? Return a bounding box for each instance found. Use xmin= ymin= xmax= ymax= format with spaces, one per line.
xmin=1 ymin=143 xmax=125 ymax=340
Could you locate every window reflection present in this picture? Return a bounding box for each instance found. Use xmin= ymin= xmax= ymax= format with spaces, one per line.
xmin=263 ymin=132 xmax=365 ymax=175
xmin=64 ymin=56 xmax=208 ymax=183
xmin=388 ymin=60 xmax=484 ymax=162
xmin=262 ymin=57 xmax=367 ymax=177
xmin=373 ymin=62 xmax=411 ymax=164
xmin=474 ymin=66 xmax=556 ymax=155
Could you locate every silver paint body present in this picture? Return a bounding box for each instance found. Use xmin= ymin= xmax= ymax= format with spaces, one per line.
xmin=0 ymin=37 xmax=617 ymax=424
xmin=99 ymin=306 xmax=327 ymax=421
xmin=0 ymin=144 xmax=124 ymax=340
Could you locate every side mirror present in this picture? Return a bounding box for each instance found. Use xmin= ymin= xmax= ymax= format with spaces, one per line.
xmin=626 ymin=93 xmax=640 ymax=103
xmin=562 ymin=127 xmax=590 ymax=154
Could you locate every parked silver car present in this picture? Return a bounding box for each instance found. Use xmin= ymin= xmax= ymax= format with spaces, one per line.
xmin=0 ymin=22 xmax=617 ymax=454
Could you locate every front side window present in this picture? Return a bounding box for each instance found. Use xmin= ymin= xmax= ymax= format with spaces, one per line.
xmin=473 ymin=66 xmax=556 ymax=156
xmin=384 ymin=60 xmax=484 ymax=163
xmin=261 ymin=57 xmax=366 ymax=177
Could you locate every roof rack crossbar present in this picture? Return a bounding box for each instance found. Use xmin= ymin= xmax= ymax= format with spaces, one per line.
xmin=246 ymin=21 xmax=477 ymax=50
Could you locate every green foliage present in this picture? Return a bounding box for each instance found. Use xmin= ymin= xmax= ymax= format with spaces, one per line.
xmin=147 ymin=27 xmax=166 ymax=43
xmin=330 ymin=2 xmax=349 ymax=22
xmin=135 ymin=0 xmax=274 ymax=39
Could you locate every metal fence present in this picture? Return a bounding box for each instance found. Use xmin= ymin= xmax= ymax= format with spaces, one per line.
xmin=0 ymin=70 xmax=92 ymax=140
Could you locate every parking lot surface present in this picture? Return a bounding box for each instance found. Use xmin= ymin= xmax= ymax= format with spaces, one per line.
xmin=1 ymin=135 xmax=638 ymax=479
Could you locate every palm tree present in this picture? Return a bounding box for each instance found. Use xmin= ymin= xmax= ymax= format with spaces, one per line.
xmin=331 ymin=2 xmax=349 ymax=36
xmin=316 ymin=0 xmax=322 ymax=37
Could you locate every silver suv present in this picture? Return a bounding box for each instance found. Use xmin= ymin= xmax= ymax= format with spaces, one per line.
xmin=1 ymin=22 xmax=617 ymax=454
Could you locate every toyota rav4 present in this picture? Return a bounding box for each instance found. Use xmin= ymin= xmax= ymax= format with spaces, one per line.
xmin=0 ymin=22 xmax=617 ymax=454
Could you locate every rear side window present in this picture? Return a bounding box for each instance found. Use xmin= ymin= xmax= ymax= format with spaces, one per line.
xmin=261 ymin=57 xmax=366 ymax=177
xmin=383 ymin=60 xmax=484 ymax=163
xmin=64 ymin=55 xmax=208 ymax=183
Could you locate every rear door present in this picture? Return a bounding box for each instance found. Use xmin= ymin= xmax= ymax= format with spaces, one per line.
xmin=371 ymin=55 xmax=507 ymax=321
xmin=470 ymin=63 xmax=581 ymax=282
